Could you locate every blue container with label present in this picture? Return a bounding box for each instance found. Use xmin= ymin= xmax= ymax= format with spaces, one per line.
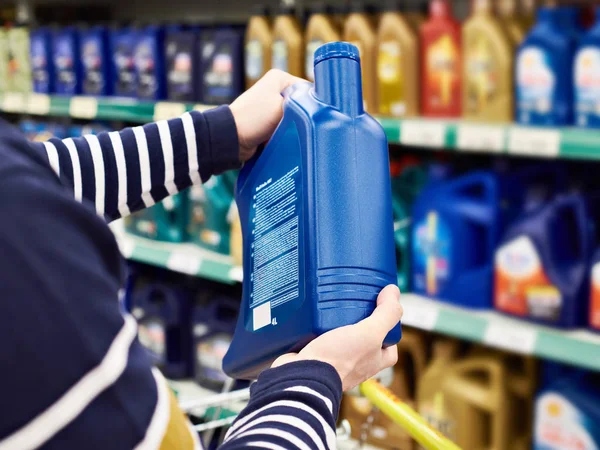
xmin=223 ymin=42 xmax=401 ymax=379
xmin=134 ymin=24 xmax=166 ymax=100
xmin=516 ymin=7 xmax=576 ymax=126
xmin=110 ymin=26 xmax=138 ymax=98
xmin=192 ymin=297 xmax=238 ymax=391
xmin=198 ymin=26 xmax=245 ymax=104
xmin=53 ymin=26 xmax=82 ymax=95
xmin=494 ymin=194 xmax=597 ymax=328
xmin=30 ymin=27 xmax=54 ymax=94
xmin=80 ymin=26 xmax=112 ymax=96
xmin=166 ymin=25 xmax=200 ymax=102
xmin=132 ymin=284 xmax=192 ymax=379
xmin=412 ymin=171 xmax=520 ymax=309
xmin=575 ymin=8 xmax=600 ymax=128
xmin=534 ymin=371 xmax=600 ymax=449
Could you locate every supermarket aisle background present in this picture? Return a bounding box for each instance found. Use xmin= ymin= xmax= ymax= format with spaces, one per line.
xmin=2 ymin=0 xmax=600 ymax=449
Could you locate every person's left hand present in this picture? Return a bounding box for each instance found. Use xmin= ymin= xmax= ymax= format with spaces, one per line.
xmin=229 ymin=69 xmax=306 ymax=163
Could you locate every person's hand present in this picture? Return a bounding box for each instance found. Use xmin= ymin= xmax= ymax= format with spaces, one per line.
xmin=230 ymin=69 xmax=306 ymax=163
xmin=271 ymin=285 xmax=403 ymax=391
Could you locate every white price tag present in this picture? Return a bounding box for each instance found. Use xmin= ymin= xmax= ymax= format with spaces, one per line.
xmin=2 ymin=92 xmax=25 ymax=112
xmin=193 ymin=104 xmax=212 ymax=113
xmin=166 ymin=252 xmax=202 ymax=275
xmin=118 ymin=238 xmax=135 ymax=259
xmin=457 ymin=125 xmax=506 ymax=153
xmin=400 ymin=120 xmax=446 ymax=148
xmin=483 ymin=322 xmax=537 ymax=354
xmin=26 ymin=93 xmax=51 ymax=115
xmin=228 ymin=266 xmax=244 ymax=282
xmin=69 ymin=96 xmax=98 ymax=119
xmin=401 ymin=302 xmax=439 ymax=331
xmin=154 ymin=102 xmax=186 ymax=121
xmin=508 ymin=127 xmax=560 ymax=158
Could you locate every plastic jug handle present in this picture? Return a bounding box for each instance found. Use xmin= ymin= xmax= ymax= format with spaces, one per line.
xmin=450 ymin=172 xmax=497 ymax=206
xmin=550 ymin=196 xmax=589 ymax=261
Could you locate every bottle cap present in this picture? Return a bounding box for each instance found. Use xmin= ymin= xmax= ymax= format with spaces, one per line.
xmin=314 ymin=41 xmax=360 ymax=66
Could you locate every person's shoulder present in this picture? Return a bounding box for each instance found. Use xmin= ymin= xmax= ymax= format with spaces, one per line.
xmin=0 ymin=119 xmax=54 ymax=179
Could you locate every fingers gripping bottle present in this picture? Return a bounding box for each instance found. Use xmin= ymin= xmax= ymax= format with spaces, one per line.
xmin=223 ymin=42 xmax=401 ymax=379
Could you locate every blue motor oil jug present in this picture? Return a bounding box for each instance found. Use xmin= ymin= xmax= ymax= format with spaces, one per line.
xmin=559 ymin=6 xmax=584 ymax=43
xmin=223 ymin=42 xmax=401 ymax=379
xmin=166 ymin=25 xmax=200 ymax=102
xmin=132 ymin=283 xmax=192 ymax=379
xmin=516 ymin=7 xmax=576 ymax=126
xmin=494 ymin=194 xmax=594 ymax=328
xmin=412 ymin=171 xmax=518 ymax=309
xmin=575 ymin=8 xmax=600 ymax=128
xmin=134 ymin=24 xmax=166 ymax=100
xmin=534 ymin=372 xmax=600 ymax=449
xmin=80 ymin=25 xmax=111 ymax=96
xmin=124 ymin=193 xmax=189 ymax=242
xmin=110 ymin=26 xmax=138 ymax=97
xmin=198 ymin=26 xmax=245 ymax=104
xmin=30 ymin=27 xmax=54 ymax=94
xmin=192 ymin=297 xmax=238 ymax=390
xmin=53 ymin=26 xmax=82 ymax=95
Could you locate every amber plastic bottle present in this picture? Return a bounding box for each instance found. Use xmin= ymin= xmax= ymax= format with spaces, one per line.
xmin=304 ymin=3 xmax=340 ymax=82
xmin=245 ymin=5 xmax=272 ymax=89
xmin=496 ymin=0 xmax=528 ymax=45
xmin=404 ymin=0 xmax=426 ymax=32
xmin=272 ymin=3 xmax=304 ymax=77
xmin=377 ymin=0 xmax=419 ymax=117
xmin=462 ymin=0 xmax=514 ymax=122
xmin=420 ymin=0 xmax=461 ymax=117
xmin=344 ymin=2 xmax=378 ymax=112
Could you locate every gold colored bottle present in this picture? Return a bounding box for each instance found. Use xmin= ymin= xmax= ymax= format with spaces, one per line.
xmin=404 ymin=0 xmax=426 ymax=32
xmin=377 ymin=0 xmax=420 ymax=117
xmin=344 ymin=3 xmax=378 ymax=112
xmin=496 ymin=0 xmax=527 ymax=45
xmin=462 ymin=0 xmax=514 ymax=122
xmin=245 ymin=5 xmax=272 ymax=89
xmin=272 ymin=3 xmax=304 ymax=77
xmin=304 ymin=4 xmax=340 ymax=82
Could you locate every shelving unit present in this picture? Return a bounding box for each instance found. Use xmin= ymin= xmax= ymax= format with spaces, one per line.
xmin=4 ymin=92 xmax=600 ymax=160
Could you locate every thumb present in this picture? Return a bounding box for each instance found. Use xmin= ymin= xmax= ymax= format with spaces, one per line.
xmin=264 ymin=69 xmax=306 ymax=93
xmin=361 ymin=285 xmax=403 ymax=342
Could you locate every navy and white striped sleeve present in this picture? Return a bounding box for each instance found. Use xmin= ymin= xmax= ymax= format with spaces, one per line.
xmin=30 ymin=106 xmax=240 ymax=222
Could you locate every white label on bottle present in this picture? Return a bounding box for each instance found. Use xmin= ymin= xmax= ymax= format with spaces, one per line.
xmin=457 ymin=125 xmax=506 ymax=152
xmin=2 ymin=92 xmax=25 ymax=112
xmin=166 ymin=252 xmax=202 ymax=275
xmin=69 ymin=96 xmax=98 ymax=119
xmin=26 ymin=93 xmax=51 ymax=115
xmin=154 ymin=102 xmax=186 ymax=121
xmin=483 ymin=322 xmax=537 ymax=354
xmin=508 ymin=127 xmax=560 ymax=157
xmin=400 ymin=120 xmax=446 ymax=148
xmin=401 ymin=302 xmax=439 ymax=330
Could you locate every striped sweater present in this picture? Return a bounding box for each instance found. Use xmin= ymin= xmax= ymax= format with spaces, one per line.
xmin=0 ymin=107 xmax=342 ymax=450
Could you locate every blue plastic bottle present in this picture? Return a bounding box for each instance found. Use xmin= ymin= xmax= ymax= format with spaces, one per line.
xmin=134 ymin=24 xmax=166 ymax=100
xmin=559 ymin=6 xmax=584 ymax=43
xmin=534 ymin=371 xmax=600 ymax=449
xmin=575 ymin=8 xmax=600 ymax=128
xmin=494 ymin=194 xmax=594 ymax=328
xmin=411 ymin=171 xmax=520 ymax=309
xmin=53 ymin=26 xmax=82 ymax=95
xmin=80 ymin=25 xmax=112 ymax=96
xmin=165 ymin=25 xmax=200 ymax=102
xmin=110 ymin=26 xmax=138 ymax=98
xmin=223 ymin=43 xmax=401 ymax=379
xmin=132 ymin=284 xmax=192 ymax=379
xmin=516 ymin=7 xmax=575 ymax=126
xmin=30 ymin=27 xmax=54 ymax=94
xmin=198 ymin=26 xmax=245 ymax=104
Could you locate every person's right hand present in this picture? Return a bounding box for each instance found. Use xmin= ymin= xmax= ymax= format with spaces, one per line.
xmin=271 ymin=285 xmax=403 ymax=391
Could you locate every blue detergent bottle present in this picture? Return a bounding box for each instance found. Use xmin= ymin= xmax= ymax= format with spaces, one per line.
xmin=134 ymin=24 xmax=166 ymax=100
xmin=534 ymin=371 xmax=600 ymax=449
xmin=494 ymin=194 xmax=594 ymax=328
xmin=411 ymin=171 xmax=519 ymax=309
xmin=132 ymin=283 xmax=192 ymax=379
xmin=110 ymin=26 xmax=138 ymax=98
xmin=574 ymin=8 xmax=600 ymax=128
xmin=165 ymin=25 xmax=200 ymax=102
xmin=223 ymin=42 xmax=401 ymax=379
xmin=52 ymin=26 xmax=82 ymax=95
xmin=80 ymin=25 xmax=112 ymax=96
xmin=30 ymin=26 xmax=54 ymax=94
xmin=516 ymin=7 xmax=575 ymax=126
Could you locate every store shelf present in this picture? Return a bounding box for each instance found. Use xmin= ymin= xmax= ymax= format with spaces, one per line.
xmin=111 ymin=223 xmax=243 ymax=285
xmin=168 ymin=379 xmax=246 ymax=419
xmin=4 ymin=92 xmax=600 ymax=160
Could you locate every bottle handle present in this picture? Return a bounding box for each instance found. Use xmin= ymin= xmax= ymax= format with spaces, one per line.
xmin=550 ymin=196 xmax=589 ymax=262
